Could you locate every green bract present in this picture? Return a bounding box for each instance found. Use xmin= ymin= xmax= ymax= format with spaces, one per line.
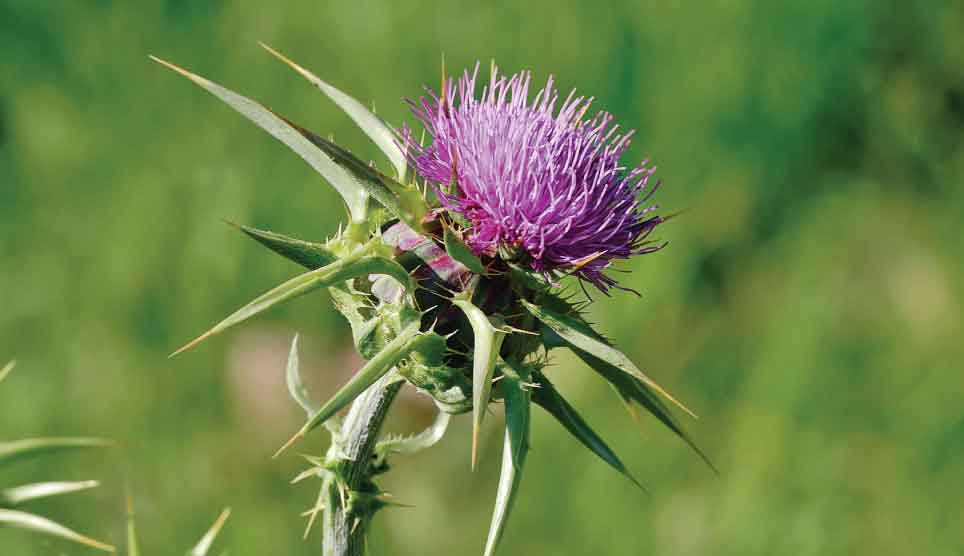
xmin=156 ymin=46 xmax=707 ymax=556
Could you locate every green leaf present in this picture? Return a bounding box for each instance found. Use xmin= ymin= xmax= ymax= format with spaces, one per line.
xmin=507 ymin=263 xmax=552 ymax=291
xmin=443 ymin=225 xmax=485 ymax=274
xmin=0 ymin=481 xmax=100 ymax=507
xmin=187 ymin=508 xmax=231 ymax=556
xmin=286 ymin=334 xmax=321 ymax=416
xmin=483 ymin=360 xmax=530 ymax=556
xmin=150 ymin=56 xmax=370 ymax=223
xmin=227 ymin=221 xmax=336 ymax=270
xmin=0 ymin=360 xmax=13 ymax=384
xmin=171 ymin=244 xmax=412 ymax=357
xmin=452 ymin=298 xmax=507 ymax=469
xmin=520 ymin=299 xmax=696 ymax=418
xmin=288 ymin=124 xmax=428 ymax=232
xmin=275 ymin=323 xmax=421 ymax=456
xmin=376 ymin=409 xmax=451 ymax=457
xmin=260 ymin=43 xmax=408 ymax=180
xmin=0 ymin=509 xmax=115 ymax=552
xmin=530 ymin=371 xmax=641 ymax=489
xmin=572 ymin=349 xmax=716 ymax=472
xmin=0 ymin=438 xmax=113 ymax=467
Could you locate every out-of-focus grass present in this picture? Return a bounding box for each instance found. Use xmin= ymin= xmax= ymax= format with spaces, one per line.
xmin=1 ymin=1 xmax=962 ymax=554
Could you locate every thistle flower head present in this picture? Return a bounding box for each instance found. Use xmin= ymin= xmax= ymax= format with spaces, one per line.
xmin=405 ymin=63 xmax=664 ymax=291
xmin=156 ymin=49 xmax=705 ymax=556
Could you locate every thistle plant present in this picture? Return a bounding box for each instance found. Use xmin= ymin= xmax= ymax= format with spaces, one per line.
xmin=153 ymin=45 xmax=707 ymax=556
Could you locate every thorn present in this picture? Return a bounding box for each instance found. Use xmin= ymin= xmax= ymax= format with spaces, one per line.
xmin=299 ymin=453 xmax=324 ymax=466
xmin=419 ymin=304 xmax=440 ymax=316
xmin=652 ymin=386 xmax=699 ymax=420
xmin=259 ymin=42 xmax=319 ymax=88
xmin=169 ymin=330 xmax=214 ymax=358
xmin=0 ymin=360 xmax=15 ymax=381
xmin=291 ymin=467 xmax=322 ymax=484
xmin=220 ymin=218 xmax=244 ymax=231
xmin=209 ymin=508 xmax=232 ymax=535
xmin=471 ymin=422 xmax=480 ymax=471
xmin=274 ymin=428 xmax=307 ymax=459
xmin=377 ymin=497 xmax=414 ymax=508
xmin=302 ymin=502 xmax=324 ymax=538
xmin=501 ymin=325 xmax=538 ymax=336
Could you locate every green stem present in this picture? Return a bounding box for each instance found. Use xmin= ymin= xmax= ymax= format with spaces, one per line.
xmin=323 ymin=373 xmax=402 ymax=556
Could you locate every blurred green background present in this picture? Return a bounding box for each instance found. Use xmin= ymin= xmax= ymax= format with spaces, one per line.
xmin=2 ymin=1 xmax=962 ymax=554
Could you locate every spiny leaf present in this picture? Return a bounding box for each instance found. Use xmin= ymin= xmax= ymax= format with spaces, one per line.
xmin=0 ymin=438 xmax=113 ymax=467
xmin=285 ymin=334 xmax=321 ymax=416
xmin=572 ymin=348 xmax=716 ymax=473
xmin=187 ymin=508 xmax=231 ymax=556
xmin=226 ymin=221 xmax=336 ymax=270
xmin=0 ymin=509 xmax=115 ymax=552
xmin=171 ymin=247 xmax=411 ymax=357
xmin=530 ymin=371 xmax=641 ymax=489
xmin=521 ymin=299 xmax=696 ymax=418
xmin=275 ymin=323 xmax=422 ymax=457
xmin=0 ymin=481 xmax=100 ymax=507
xmin=376 ymin=409 xmax=451 ymax=457
xmin=452 ymin=298 xmax=507 ymax=469
xmin=0 ymin=360 xmax=13 ymax=383
xmin=443 ymin=225 xmax=485 ymax=274
xmin=483 ymin=360 xmax=530 ymax=556
xmin=149 ymin=56 xmax=370 ymax=223
xmin=259 ymin=43 xmax=407 ymax=180
xmin=286 ymin=122 xmax=428 ymax=232
xmin=507 ymin=263 xmax=554 ymax=292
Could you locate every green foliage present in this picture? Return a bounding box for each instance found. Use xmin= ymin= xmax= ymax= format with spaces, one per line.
xmin=171 ymin=238 xmax=412 ymax=357
xmin=0 ymin=362 xmax=114 ymax=552
xmin=0 ymin=510 xmax=115 ymax=552
xmin=229 ymin=222 xmax=338 ymax=270
xmin=530 ymin=371 xmax=641 ymax=489
xmin=521 ymin=298 xmax=695 ymax=418
xmin=149 ymin=56 xmax=372 ymax=227
xmin=259 ymin=43 xmax=408 ymax=181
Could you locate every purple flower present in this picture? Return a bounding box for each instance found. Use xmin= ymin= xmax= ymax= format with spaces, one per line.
xmin=404 ymin=64 xmax=665 ymax=292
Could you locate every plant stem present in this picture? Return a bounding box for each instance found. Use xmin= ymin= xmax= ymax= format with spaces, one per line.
xmin=323 ymin=373 xmax=402 ymax=556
